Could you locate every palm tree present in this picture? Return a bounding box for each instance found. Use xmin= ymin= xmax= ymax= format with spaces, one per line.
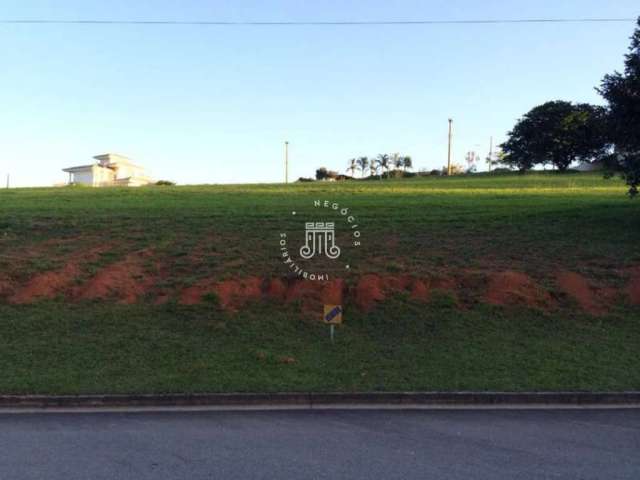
xmin=402 ymin=155 xmax=413 ymax=172
xmin=391 ymin=153 xmax=403 ymax=178
xmin=369 ymin=161 xmax=379 ymax=178
xmin=347 ymin=158 xmax=357 ymax=177
xmin=375 ymin=154 xmax=390 ymax=180
xmin=356 ymin=156 xmax=369 ymax=178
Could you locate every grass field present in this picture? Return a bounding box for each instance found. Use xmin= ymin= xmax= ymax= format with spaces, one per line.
xmin=0 ymin=172 xmax=639 ymax=394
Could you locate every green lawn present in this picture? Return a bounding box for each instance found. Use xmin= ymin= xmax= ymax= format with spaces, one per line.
xmin=0 ymin=172 xmax=639 ymax=394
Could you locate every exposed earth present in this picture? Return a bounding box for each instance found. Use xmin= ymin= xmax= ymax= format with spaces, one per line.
xmin=1 ymin=241 xmax=638 ymax=316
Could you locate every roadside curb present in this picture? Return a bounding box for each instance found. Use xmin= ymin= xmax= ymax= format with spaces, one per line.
xmin=1 ymin=392 xmax=639 ymax=411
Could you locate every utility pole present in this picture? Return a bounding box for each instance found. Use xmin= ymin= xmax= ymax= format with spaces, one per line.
xmin=5 ymin=174 xmax=9 ymax=189
xmin=284 ymin=141 xmax=289 ymax=184
xmin=447 ymin=118 xmax=453 ymax=176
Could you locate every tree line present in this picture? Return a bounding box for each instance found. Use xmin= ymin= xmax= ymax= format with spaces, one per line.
xmin=501 ymin=17 xmax=640 ymax=196
xmin=315 ymin=153 xmax=413 ymax=181
xmin=347 ymin=153 xmax=413 ymax=179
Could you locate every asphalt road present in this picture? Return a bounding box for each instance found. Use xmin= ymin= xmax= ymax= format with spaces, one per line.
xmin=0 ymin=409 xmax=638 ymax=479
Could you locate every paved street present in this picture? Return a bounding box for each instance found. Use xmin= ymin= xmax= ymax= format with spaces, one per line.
xmin=0 ymin=409 xmax=638 ymax=479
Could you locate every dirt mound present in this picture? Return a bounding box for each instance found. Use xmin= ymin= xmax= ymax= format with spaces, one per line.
xmin=284 ymin=280 xmax=321 ymax=304
xmin=485 ymin=271 xmax=553 ymax=309
xmin=283 ymin=279 xmax=345 ymax=314
xmin=410 ymin=279 xmax=430 ymax=301
xmin=627 ymin=267 xmax=640 ymax=306
xmin=322 ymin=279 xmax=345 ymax=305
xmin=431 ymin=276 xmax=458 ymax=292
xmin=9 ymin=246 xmax=107 ymax=304
xmin=179 ymin=277 xmax=263 ymax=310
xmin=354 ymin=274 xmax=386 ymax=311
xmin=10 ymin=264 xmax=80 ymax=304
xmin=266 ymin=278 xmax=288 ymax=302
xmin=381 ymin=275 xmax=413 ymax=292
xmin=556 ymin=271 xmax=608 ymax=315
xmin=179 ymin=279 xmax=216 ymax=306
xmin=75 ymin=251 xmax=155 ymax=304
xmin=214 ymin=278 xmax=263 ymax=310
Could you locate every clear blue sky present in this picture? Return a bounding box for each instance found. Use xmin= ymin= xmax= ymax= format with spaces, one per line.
xmin=1 ymin=1 xmax=637 ymax=186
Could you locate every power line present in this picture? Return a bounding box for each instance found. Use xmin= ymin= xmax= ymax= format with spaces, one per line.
xmin=0 ymin=17 xmax=635 ymax=26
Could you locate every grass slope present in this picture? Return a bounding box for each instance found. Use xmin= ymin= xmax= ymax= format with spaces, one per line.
xmin=0 ymin=172 xmax=639 ymax=394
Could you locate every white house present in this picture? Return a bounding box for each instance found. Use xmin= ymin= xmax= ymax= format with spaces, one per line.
xmin=62 ymin=153 xmax=152 ymax=187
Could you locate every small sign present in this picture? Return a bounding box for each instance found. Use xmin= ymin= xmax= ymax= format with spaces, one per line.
xmin=324 ymin=305 xmax=343 ymax=325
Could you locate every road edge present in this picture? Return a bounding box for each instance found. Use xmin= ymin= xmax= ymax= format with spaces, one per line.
xmin=1 ymin=392 xmax=639 ymax=411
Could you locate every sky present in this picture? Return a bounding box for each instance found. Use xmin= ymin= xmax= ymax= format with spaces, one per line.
xmin=0 ymin=1 xmax=638 ymax=187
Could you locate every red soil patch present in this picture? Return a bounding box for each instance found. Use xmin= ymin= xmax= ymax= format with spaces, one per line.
xmin=431 ymin=276 xmax=457 ymax=291
xmin=627 ymin=267 xmax=640 ymax=306
xmin=154 ymin=293 xmax=171 ymax=305
xmin=485 ymin=271 xmax=553 ymax=309
xmin=266 ymin=278 xmax=288 ymax=302
xmin=266 ymin=278 xmax=346 ymax=315
xmin=179 ymin=280 xmax=215 ymax=306
xmin=9 ymin=246 xmax=107 ymax=304
xmin=354 ymin=274 xmax=386 ymax=311
xmin=285 ymin=280 xmax=320 ymax=303
xmin=381 ymin=275 xmax=414 ymax=292
xmin=322 ymin=279 xmax=345 ymax=305
xmin=10 ymin=264 xmax=80 ymax=304
xmin=410 ymin=279 xmax=430 ymax=301
xmin=179 ymin=277 xmax=263 ymax=310
xmin=214 ymin=277 xmax=262 ymax=310
xmin=556 ymin=271 xmax=608 ymax=315
xmin=75 ymin=250 xmax=155 ymax=304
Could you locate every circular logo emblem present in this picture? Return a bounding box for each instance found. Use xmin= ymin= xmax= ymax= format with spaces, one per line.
xmin=279 ymin=200 xmax=362 ymax=281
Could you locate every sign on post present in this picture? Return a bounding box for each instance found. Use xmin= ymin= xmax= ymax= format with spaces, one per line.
xmin=324 ymin=305 xmax=343 ymax=343
xmin=324 ymin=305 xmax=343 ymax=325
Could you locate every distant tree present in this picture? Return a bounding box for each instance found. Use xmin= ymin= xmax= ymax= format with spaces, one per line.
xmin=356 ymin=156 xmax=369 ymax=178
xmin=392 ymin=153 xmax=403 ymax=169
xmin=347 ymin=158 xmax=357 ymax=177
xmin=598 ymin=17 xmax=640 ymax=196
xmin=376 ymin=154 xmax=390 ymax=179
xmin=369 ymin=161 xmax=379 ymax=178
xmin=501 ymin=101 xmax=608 ymax=172
xmin=442 ymin=163 xmax=465 ymax=176
xmin=155 ymin=180 xmax=175 ymax=186
xmin=465 ymin=151 xmax=480 ymax=173
xmin=402 ymin=156 xmax=413 ymax=172
xmin=315 ymin=167 xmax=328 ymax=180
xmin=390 ymin=153 xmax=403 ymax=178
xmin=485 ymin=148 xmax=504 ymax=172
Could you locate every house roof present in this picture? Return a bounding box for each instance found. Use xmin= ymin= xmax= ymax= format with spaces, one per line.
xmin=93 ymin=153 xmax=143 ymax=169
xmin=63 ymin=153 xmax=146 ymax=174
xmin=94 ymin=153 xmax=131 ymax=163
xmin=62 ymin=163 xmax=97 ymax=173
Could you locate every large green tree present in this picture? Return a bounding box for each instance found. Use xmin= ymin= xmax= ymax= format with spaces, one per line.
xmin=598 ymin=18 xmax=640 ymax=197
xmin=501 ymin=101 xmax=607 ymax=172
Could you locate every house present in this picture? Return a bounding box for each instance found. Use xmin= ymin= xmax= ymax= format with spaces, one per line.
xmin=62 ymin=153 xmax=152 ymax=187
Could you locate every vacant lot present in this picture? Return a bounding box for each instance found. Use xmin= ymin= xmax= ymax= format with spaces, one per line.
xmin=0 ymin=172 xmax=639 ymax=394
